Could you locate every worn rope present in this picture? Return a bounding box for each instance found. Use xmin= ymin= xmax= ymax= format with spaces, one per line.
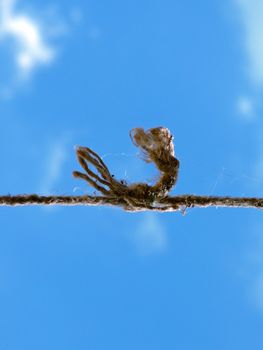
xmin=0 ymin=127 xmax=262 ymax=212
xmin=0 ymin=194 xmax=263 ymax=212
xmin=72 ymin=126 xmax=180 ymax=210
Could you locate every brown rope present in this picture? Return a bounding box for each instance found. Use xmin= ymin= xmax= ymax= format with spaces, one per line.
xmin=1 ymin=127 xmax=262 ymax=212
xmin=0 ymin=194 xmax=262 ymax=211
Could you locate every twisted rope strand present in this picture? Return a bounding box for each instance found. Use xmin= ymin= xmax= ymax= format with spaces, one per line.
xmin=0 ymin=194 xmax=262 ymax=211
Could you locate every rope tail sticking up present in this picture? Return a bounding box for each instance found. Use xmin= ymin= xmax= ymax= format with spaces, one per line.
xmin=73 ymin=127 xmax=180 ymax=210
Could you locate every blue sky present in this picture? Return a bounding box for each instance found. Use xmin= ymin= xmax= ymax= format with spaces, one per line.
xmin=1 ymin=0 xmax=263 ymax=348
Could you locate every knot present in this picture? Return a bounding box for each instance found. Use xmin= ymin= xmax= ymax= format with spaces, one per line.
xmin=73 ymin=127 xmax=180 ymax=209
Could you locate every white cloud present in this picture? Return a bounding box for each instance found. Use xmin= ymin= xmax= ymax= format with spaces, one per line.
xmin=39 ymin=140 xmax=67 ymax=195
xmin=0 ymin=0 xmax=55 ymax=78
xmin=235 ymin=0 xmax=263 ymax=84
xmin=236 ymin=95 xmax=255 ymax=120
xmin=132 ymin=213 xmax=167 ymax=255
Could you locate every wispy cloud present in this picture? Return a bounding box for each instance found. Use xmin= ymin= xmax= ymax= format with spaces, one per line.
xmin=132 ymin=213 xmax=167 ymax=255
xmin=236 ymin=95 xmax=255 ymax=121
xmin=0 ymin=0 xmax=55 ymax=78
xmin=39 ymin=139 xmax=67 ymax=195
xmin=235 ymin=0 xmax=263 ymax=84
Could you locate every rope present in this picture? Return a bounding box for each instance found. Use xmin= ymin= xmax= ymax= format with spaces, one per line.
xmin=1 ymin=127 xmax=262 ymax=212
xmin=0 ymin=194 xmax=262 ymax=212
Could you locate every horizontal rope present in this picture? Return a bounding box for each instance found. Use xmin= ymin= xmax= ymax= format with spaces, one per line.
xmin=0 ymin=194 xmax=262 ymax=212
